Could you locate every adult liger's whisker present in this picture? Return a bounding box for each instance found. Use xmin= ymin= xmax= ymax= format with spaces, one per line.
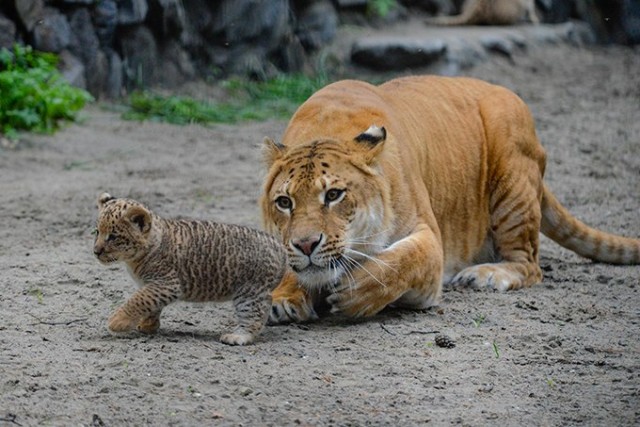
xmin=350 ymin=227 xmax=394 ymax=242
xmin=342 ymin=253 xmax=388 ymax=289
xmin=337 ymin=258 xmax=357 ymax=297
xmin=345 ymin=248 xmax=398 ymax=274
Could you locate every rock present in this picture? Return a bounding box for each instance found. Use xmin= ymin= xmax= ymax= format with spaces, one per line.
xmin=105 ymin=49 xmax=123 ymax=98
xmin=479 ymin=35 xmax=515 ymax=59
xmin=402 ymin=0 xmax=457 ymax=16
xmin=182 ymin=0 xmax=214 ymax=35
xmin=157 ymin=39 xmax=196 ymax=87
xmin=620 ymin=0 xmax=640 ymax=44
xmin=296 ymin=0 xmax=338 ymax=50
xmin=278 ymin=33 xmax=309 ymax=73
xmin=147 ymin=0 xmax=188 ymax=39
xmin=58 ymin=50 xmax=86 ymax=89
xmin=117 ymin=0 xmax=149 ymax=25
xmin=0 ymin=13 xmax=17 ymax=49
xmin=67 ymin=8 xmax=109 ymax=96
xmin=536 ymin=0 xmax=574 ymax=24
xmin=93 ymin=0 xmax=118 ymax=48
xmin=68 ymin=8 xmax=100 ymax=65
xmin=351 ymin=36 xmax=446 ymax=70
xmin=32 ymin=7 xmax=72 ymax=53
xmin=119 ymin=25 xmax=158 ymax=89
xmin=334 ymin=0 xmax=366 ymax=6
xmin=213 ymin=0 xmax=290 ymax=52
xmin=227 ymin=47 xmax=279 ymax=80
xmin=86 ymin=49 xmax=109 ymax=98
xmin=14 ymin=0 xmax=44 ymax=32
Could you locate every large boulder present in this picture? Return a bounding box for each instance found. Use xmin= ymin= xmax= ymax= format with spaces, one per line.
xmin=351 ymin=36 xmax=447 ymax=70
xmin=32 ymin=7 xmax=72 ymax=53
xmin=0 ymin=13 xmax=16 ymax=49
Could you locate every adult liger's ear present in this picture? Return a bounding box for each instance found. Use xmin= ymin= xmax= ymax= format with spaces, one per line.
xmin=126 ymin=206 xmax=152 ymax=234
xmin=354 ymin=125 xmax=386 ymax=163
xmin=262 ymin=137 xmax=286 ymax=166
xmin=97 ymin=192 xmax=115 ymax=209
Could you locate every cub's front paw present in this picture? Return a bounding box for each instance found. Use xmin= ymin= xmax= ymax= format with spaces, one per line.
xmin=108 ymin=309 xmax=137 ymax=333
xmin=137 ymin=314 xmax=160 ymax=334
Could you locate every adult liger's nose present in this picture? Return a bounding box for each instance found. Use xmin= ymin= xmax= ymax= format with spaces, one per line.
xmin=292 ymin=234 xmax=322 ymax=257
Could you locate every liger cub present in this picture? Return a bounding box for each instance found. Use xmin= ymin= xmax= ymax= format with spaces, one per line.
xmin=261 ymin=75 xmax=640 ymax=324
xmin=94 ymin=193 xmax=287 ymax=345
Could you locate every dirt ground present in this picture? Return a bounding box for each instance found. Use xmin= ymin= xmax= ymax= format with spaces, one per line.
xmin=1 ymin=31 xmax=639 ymax=426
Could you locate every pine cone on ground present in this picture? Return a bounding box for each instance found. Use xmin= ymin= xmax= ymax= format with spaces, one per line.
xmin=435 ymin=334 xmax=456 ymax=348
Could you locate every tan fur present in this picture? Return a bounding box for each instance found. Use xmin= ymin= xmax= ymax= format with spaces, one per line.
xmin=261 ymin=76 xmax=640 ymax=324
xmin=425 ymin=0 xmax=538 ymax=26
xmin=94 ymin=193 xmax=287 ymax=345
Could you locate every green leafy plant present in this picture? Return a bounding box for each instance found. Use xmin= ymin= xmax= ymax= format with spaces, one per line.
xmin=471 ymin=313 xmax=486 ymax=328
xmin=492 ymin=341 xmax=500 ymax=358
xmin=122 ymin=73 xmax=330 ymax=125
xmin=28 ymin=288 xmax=44 ymax=304
xmin=367 ymin=0 xmax=398 ymax=17
xmin=0 ymin=44 xmax=93 ymax=139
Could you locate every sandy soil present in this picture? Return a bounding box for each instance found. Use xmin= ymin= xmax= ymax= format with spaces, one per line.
xmin=1 ymin=38 xmax=639 ymax=426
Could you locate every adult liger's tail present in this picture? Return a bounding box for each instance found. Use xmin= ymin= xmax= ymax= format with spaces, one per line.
xmin=541 ymin=184 xmax=640 ymax=265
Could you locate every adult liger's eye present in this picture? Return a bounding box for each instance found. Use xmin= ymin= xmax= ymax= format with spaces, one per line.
xmin=325 ymin=189 xmax=345 ymax=204
xmin=275 ymin=196 xmax=292 ymax=211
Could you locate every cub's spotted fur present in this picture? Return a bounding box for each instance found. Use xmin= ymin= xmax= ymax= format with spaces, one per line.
xmin=94 ymin=193 xmax=286 ymax=345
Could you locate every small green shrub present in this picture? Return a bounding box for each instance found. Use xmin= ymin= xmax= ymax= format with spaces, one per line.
xmin=122 ymin=73 xmax=330 ymax=125
xmin=368 ymin=0 xmax=398 ymax=17
xmin=0 ymin=44 xmax=93 ymax=139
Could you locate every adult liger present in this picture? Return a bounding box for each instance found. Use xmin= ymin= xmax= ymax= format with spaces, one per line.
xmin=261 ymin=76 xmax=640 ymax=323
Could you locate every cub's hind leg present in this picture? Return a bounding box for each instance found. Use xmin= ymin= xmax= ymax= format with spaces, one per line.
xmin=452 ymin=174 xmax=543 ymax=291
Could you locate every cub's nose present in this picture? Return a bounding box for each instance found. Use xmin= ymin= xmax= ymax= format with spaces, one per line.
xmin=93 ymin=246 xmax=104 ymax=257
xmin=292 ymin=234 xmax=322 ymax=257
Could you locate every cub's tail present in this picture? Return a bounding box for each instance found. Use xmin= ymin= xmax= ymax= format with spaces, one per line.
xmin=541 ymin=184 xmax=640 ymax=265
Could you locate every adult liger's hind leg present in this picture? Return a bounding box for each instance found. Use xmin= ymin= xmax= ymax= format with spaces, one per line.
xmin=221 ymin=287 xmax=272 ymax=346
xmin=452 ymin=175 xmax=543 ymax=291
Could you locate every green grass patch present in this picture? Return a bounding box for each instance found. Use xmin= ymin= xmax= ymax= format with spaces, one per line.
xmin=121 ymin=73 xmax=331 ymax=125
xmin=0 ymin=44 xmax=93 ymax=139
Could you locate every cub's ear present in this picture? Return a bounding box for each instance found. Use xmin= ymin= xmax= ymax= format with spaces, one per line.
xmin=262 ymin=137 xmax=286 ymax=166
xmin=126 ymin=206 xmax=152 ymax=234
xmin=354 ymin=125 xmax=386 ymax=163
xmin=97 ymin=192 xmax=115 ymax=209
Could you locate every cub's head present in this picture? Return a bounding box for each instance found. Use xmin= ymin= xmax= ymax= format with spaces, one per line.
xmin=93 ymin=193 xmax=153 ymax=264
xmin=261 ymin=125 xmax=393 ymax=290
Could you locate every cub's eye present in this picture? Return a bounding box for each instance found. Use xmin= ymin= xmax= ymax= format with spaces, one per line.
xmin=275 ymin=196 xmax=293 ymax=211
xmin=106 ymin=234 xmax=118 ymax=242
xmin=91 ymin=228 xmax=98 ymax=236
xmin=325 ymin=189 xmax=345 ymax=204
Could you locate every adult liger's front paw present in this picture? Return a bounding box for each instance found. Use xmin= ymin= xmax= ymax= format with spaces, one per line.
xmin=108 ymin=309 xmax=137 ymax=332
xmin=269 ymin=294 xmax=318 ymax=324
xmin=328 ymin=269 xmax=399 ymax=318
xmin=268 ymin=271 xmax=318 ymax=324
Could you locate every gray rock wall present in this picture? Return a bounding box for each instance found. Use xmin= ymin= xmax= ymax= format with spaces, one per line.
xmin=0 ymin=0 xmax=339 ymax=98
xmin=0 ymin=0 xmax=635 ymax=99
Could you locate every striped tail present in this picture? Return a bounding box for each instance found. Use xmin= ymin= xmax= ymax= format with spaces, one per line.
xmin=541 ymin=184 xmax=640 ymax=265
